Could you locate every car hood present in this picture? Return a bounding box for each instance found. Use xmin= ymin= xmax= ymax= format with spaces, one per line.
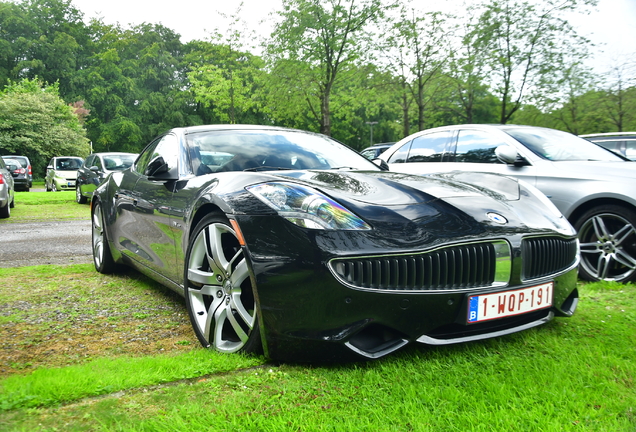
xmin=276 ymin=170 xmax=520 ymax=205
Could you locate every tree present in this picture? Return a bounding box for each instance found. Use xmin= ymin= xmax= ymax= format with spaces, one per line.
xmin=188 ymin=5 xmax=266 ymax=124
xmin=75 ymin=21 xmax=195 ymax=152
xmin=0 ymin=0 xmax=92 ymax=96
xmin=267 ymin=0 xmax=384 ymax=136
xmin=0 ymin=77 xmax=89 ymax=177
xmin=600 ymin=60 xmax=636 ymax=132
xmin=473 ymin=0 xmax=597 ymax=124
xmin=387 ymin=8 xmax=448 ymax=132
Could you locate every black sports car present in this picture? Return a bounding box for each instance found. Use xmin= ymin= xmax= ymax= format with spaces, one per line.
xmin=91 ymin=125 xmax=580 ymax=361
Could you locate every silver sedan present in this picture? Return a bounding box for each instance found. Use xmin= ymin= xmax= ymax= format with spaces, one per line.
xmin=380 ymin=124 xmax=636 ymax=283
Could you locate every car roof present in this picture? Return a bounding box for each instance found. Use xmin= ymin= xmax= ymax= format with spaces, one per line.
xmin=580 ymin=132 xmax=636 ymax=139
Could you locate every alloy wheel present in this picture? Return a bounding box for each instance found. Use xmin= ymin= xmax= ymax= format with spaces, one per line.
xmin=578 ymin=212 xmax=636 ymax=282
xmin=92 ymin=203 xmax=106 ymax=269
xmin=185 ymin=220 xmax=257 ymax=353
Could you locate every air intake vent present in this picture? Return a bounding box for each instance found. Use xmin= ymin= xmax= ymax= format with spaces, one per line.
xmin=329 ymin=241 xmax=511 ymax=292
xmin=521 ymin=237 xmax=579 ymax=281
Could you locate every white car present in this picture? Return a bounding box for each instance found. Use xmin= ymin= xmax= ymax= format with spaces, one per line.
xmin=380 ymin=124 xmax=636 ymax=283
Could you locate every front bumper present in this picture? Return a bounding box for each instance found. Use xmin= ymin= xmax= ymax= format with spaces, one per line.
xmin=235 ymin=215 xmax=579 ymax=362
xmin=54 ymin=178 xmax=76 ymax=190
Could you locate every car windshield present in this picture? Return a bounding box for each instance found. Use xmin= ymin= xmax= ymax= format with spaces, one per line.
xmin=3 ymin=157 xmax=26 ymax=168
xmin=103 ymin=154 xmax=136 ymax=171
xmin=188 ymin=130 xmax=379 ymax=174
xmin=503 ymin=127 xmax=625 ymax=162
xmin=56 ymin=158 xmax=83 ymax=170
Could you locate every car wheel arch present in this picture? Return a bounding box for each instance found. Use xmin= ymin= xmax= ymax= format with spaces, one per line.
xmin=188 ymin=203 xmax=226 ymax=243
xmin=567 ymin=197 xmax=636 ymax=228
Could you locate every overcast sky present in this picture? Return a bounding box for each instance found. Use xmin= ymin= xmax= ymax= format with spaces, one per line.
xmin=68 ymin=0 xmax=635 ymax=75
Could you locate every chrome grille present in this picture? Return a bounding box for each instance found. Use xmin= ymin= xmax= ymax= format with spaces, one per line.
xmin=329 ymin=241 xmax=511 ymax=292
xmin=521 ymin=237 xmax=578 ymax=281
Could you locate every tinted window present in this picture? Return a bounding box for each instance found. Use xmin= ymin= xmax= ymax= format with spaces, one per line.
xmin=84 ymin=155 xmax=94 ymax=168
xmin=453 ymin=130 xmax=504 ymax=163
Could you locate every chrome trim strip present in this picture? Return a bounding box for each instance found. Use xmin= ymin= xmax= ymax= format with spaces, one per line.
xmin=344 ymin=338 xmax=409 ymax=359
xmin=415 ymin=311 xmax=554 ymax=346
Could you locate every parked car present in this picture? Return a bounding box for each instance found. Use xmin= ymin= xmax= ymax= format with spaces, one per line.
xmin=1 ymin=155 xmax=32 ymax=191
xmin=0 ymin=157 xmax=16 ymax=218
xmin=580 ymin=132 xmax=636 ymax=161
xmin=379 ymin=124 xmax=636 ymax=283
xmin=45 ymin=156 xmax=84 ymax=192
xmin=91 ymin=124 xmax=579 ymax=361
xmin=76 ymin=152 xmax=137 ymax=204
xmin=360 ymin=142 xmax=395 ymax=160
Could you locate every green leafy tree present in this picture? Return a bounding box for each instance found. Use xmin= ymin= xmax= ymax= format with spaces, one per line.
xmin=188 ymin=5 xmax=266 ymax=124
xmin=267 ymin=0 xmax=384 ymax=136
xmin=387 ymin=8 xmax=448 ymax=132
xmin=0 ymin=0 xmax=92 ymax=96
xmin=0 ymin=77 xmax=89 ymax=177
xmin=473 ymin=0 xmax=597 ymax=124
xmin=75 ymin=21 xmax=195 ymax=152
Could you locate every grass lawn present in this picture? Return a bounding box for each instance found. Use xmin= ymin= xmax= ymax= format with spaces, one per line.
xmin=0 ymin=187 xmax=634 ymax=430
xmin=2 ymin=188 xmax=90 ymax=223
xmin=0 ymin=262 xmax=634 ymax=431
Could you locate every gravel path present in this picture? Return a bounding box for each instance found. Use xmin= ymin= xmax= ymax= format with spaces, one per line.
xmin=0 ymin=220 xmax=93 ymax=268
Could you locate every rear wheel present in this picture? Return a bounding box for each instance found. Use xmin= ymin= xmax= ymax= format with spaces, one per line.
xmin=184 ymin=214 xmax=261 ymax=354
xmin=575 ymin=205 xmax=636 ymax=283
xmin=0 ymin=202 xmax=9 ymax=218
xmin=92 ymin=201 xmax=117 ymax=273
xmin=76 ymin=185 xmax=87 ymax=204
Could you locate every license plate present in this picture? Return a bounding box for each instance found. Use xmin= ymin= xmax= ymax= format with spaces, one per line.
xmin=467 ymin=282 xmax=553 ymax=323
xmin=67 ymin=181 xmax=75 ymax=187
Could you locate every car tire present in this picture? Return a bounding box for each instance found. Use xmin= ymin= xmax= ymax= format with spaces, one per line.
xmin=9 ymin=196 xmax=15 ymax=208
xmin=91 ymin=201 xmax=117 ymax=274
xmin=574 ymin=205 xmax=636 ymax=283
xmin=0 ymin=202 xmax=9 ymax=218
xmin=184 ymin=213 xmax=262 ymax=354
xmin=52 ymin=182 xmax=58 ymax=192
xmin=46 ymin=181 xmax=51 ymax=192
xmin=76 ymin=185 xmax=87 ymax=204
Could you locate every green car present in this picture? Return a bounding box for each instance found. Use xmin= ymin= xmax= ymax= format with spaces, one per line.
xmin=45 ymin=156 xmax=84 ymax=192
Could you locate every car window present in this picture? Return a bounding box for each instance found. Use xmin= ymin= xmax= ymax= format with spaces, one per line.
xmin=452 ymin=130 xmax=505 ymax=163
xmin=360 ymin=149 xmax=376 ymax=159
xmin=84 ymin=155 xmax=94 ymax=168
xmin=187 ymin=130 xmax=378 ymax=174
xmin=3 ymin=157 xmax=26 ymax=168
xmin=388 ymin=131 xmax=452 ymax=164
xmin=55 ymin=158 xmax=82 ymax=170
xmin=135 ymin=134 xmax=179 ymax=176
xmin=504 ymin=127 xmax=624 ymax=162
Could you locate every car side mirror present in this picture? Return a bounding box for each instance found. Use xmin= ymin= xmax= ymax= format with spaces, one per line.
xmin=145 ymin=155 xmax=178 ymax=180
xmin=90 ymin=166 xmax=99 ymax=172
xmin=372 ymin=158 xmax=389 ymax=171
xmin=495 ymin=145 xmax=529 ymax=167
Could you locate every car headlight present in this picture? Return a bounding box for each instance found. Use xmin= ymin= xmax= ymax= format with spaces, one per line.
xmin=246 ymin=182 xmax=371 ymax=230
